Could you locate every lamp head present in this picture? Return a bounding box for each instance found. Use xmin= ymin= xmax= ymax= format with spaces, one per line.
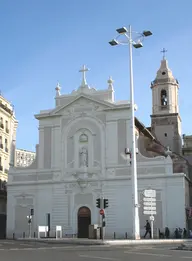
xmin=116 ymin=27 xmax=128 ymax=34
xmin=143 ymin=30 xmax=152 ymax=37
xmin=109 ymin=39 xmax=118 ymax=46
xmin=133 ymin=41 xmax=143 ymax=49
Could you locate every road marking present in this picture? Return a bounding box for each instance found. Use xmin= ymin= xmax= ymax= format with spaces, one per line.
xmin=79 ymin=254 xmax=119 ymax=260
xmin=19 ymin=244 xmax=34 ymax=246
xmin=2 ymin=242 xmax=14 ymax=244
xmin=181 ymin=257 xmax=192 ymax=259
xmin=124 ymin=251 xmax=172 ymax=257
xmin=0 ymin=245 xmax=110 ymax=251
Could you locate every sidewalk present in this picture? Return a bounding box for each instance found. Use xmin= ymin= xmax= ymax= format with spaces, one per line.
xmin=16 ymin=237 xmax=192 ymax=246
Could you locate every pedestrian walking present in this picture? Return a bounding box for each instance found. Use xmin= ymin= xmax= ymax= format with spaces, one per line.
xmin=144 ymin=220 xmax=151 ymax=238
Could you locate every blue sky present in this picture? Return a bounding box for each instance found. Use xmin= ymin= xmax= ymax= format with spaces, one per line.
xmin=0 ymin=0 xmax=192 ymax=151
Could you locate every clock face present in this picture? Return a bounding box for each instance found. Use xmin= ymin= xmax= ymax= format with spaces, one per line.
xmin=162 ymin=71 xmax=166 ymax=75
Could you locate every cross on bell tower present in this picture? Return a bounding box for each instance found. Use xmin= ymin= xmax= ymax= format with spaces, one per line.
xmin=161 ymin=48 xmax=167 ymax=60
xmin=79 ymin=65 xmax=89 ymax=87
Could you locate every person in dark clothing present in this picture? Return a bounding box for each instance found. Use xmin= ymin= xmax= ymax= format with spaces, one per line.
xmin=144 ymin=220 xmax=151 ymax=238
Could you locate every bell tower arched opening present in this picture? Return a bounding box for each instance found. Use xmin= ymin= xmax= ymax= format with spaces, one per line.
xmin=160 ymin=89 xmax=168 ymax=106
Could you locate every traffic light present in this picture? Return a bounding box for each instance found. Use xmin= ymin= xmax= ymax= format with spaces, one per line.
xmin=96 ymin=198 xmax=101 ymax=208
xmin=30 ymin=209 xmax=34 ymax=216
xmin=104 ymin=199 xmax=109 ymax=209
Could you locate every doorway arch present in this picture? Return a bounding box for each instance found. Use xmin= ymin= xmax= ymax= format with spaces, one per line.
xmin=77 ymin=206 xmax=91 ymax=238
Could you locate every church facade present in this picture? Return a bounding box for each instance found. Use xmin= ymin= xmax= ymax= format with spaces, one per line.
xmin=6 ymin=61 xmax=191 ymax=239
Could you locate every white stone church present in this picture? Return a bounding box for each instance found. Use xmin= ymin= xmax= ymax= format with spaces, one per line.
xmin=6 ymin=58 xmax=191 ymax=239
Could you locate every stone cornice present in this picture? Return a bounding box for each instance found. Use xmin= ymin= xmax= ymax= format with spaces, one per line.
xmin=7 ymin=172 xmax=186 ymax=187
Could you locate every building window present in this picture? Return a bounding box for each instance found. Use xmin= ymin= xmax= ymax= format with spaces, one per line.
xmin=164 ymin=133 xmax=167 ymax=137
xmin=5 ymin=121 xmax=9 ymax=133
xmin=161 ymin=89 xmax=168 ymax=106
xmin=79 ymin=134 xmax=88 ymax=143
xmin=0 ymin=117 xmax=3 ymax=129
xmin=0 ymin=157 xmax=2 ymax=171
xmin=5 ymin=138 xmax=8 ymax=153
xmin=0 ymin=136 xmax=2 ymax=149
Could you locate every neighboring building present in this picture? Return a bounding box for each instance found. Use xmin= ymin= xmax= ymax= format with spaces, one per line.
xmin=0 ymin=95 xmax=17 ymax=181
xmin=182 ymin=135 xmax=192 ymax=156
xmin=0 ymin=94 xmax=18 ymax=238
xmin=15 ymin=149 xmax=36 ymax=168
xmin=6 ymin=60 xmax=192 ymax=239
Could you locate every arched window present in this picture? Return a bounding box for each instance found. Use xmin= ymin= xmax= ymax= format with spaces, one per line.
xmin=79 ymin=134 xmax=88 ymax=143
xmin=161 ymin=89 xmax=168 ymax=106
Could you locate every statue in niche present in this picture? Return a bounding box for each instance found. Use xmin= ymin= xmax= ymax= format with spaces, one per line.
xmin=79 ymin=147 xmax=88 ymax=167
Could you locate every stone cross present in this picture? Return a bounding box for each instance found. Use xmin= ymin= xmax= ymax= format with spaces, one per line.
xmin=79 ymin=65 xmax=89 ymax=87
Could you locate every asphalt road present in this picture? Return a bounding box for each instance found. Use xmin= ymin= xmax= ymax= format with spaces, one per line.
xmin=0 ymin=240 xmax=192 ymax=261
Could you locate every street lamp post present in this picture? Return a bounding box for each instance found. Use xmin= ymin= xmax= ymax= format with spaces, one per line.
xmin=109 ymin=25 xmax=152 ymax=240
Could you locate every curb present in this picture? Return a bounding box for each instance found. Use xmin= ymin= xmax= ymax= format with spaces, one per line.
xmin=15 ymin=238 xmax=192 ymax=246
xmin=16 ymin=238 xmax=106 ymax=245
xmin=105 ymin=239 xmax=191 ymax=245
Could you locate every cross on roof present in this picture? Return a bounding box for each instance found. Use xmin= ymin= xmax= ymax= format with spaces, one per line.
xmin=161 ymin=48 xmax=167 ymax=60
xmin=79 ymin=65 xmax=89 ymax=87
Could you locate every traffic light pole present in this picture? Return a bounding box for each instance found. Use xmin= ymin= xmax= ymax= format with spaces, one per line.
xmin=101 ymin=197 xmax=105 ymax=241
xmin=29 ymin=220 xmax=32 ymax=238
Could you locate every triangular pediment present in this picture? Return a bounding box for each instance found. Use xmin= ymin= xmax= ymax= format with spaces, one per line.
xmin=50 ymin=94 xmax=114 ymax=116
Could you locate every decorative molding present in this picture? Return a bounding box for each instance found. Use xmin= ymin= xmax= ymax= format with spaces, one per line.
xmin=53 ymin=172 xmax=61 ymax=181
xmin=15 ymin=192 xmax=33 ymax=198
xmin=106 ymin=168 xmax=116 ymax=177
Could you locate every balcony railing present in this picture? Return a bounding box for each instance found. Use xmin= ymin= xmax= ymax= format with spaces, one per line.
xmin=0 ymin=103 xmax=13 ymax=116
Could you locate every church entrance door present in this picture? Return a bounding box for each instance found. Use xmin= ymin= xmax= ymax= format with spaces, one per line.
xmin=77 ymin=207 xmax=91 ymax=238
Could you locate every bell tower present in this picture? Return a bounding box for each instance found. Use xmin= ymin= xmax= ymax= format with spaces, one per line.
xmin=150 ymin=50 xmax=182 ymax=155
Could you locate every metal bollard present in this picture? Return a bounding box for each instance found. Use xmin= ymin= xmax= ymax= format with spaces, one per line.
xmin=13 ymin=233 xmax=15 ymax=239
xmin=23 ymin=232 xmax=25 ymax=238
xmin=34 ymin=232 xmax=36 ymax=238
xmin=114 ymin=232 xmax=116 ymax=239
xmin=125 ymin=232 xmax=128 ymax=239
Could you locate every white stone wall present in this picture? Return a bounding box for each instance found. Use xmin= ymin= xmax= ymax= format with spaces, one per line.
xmin=6 ymin=171 xmax=186 ymax=239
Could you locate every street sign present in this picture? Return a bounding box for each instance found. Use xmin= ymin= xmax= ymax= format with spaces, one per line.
xmin=144 ymin=210 xmax=157 ymax=215
xmin=150 ymin=215 xmax=154 ymax=221
xmin=144 ymin=189 xmax=156 ymax=198
xmin=143 ymin=206 xmax=156 ymax=211
xmin=143 ymin=201 xmax=156 ymax=206
xmin=100 ymin=209 xmax=104 ymax=215
xmin=143 ymin=189 xmax=157 ymax=216
xmin=143 ymin=197 xmax=156 ymax=202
